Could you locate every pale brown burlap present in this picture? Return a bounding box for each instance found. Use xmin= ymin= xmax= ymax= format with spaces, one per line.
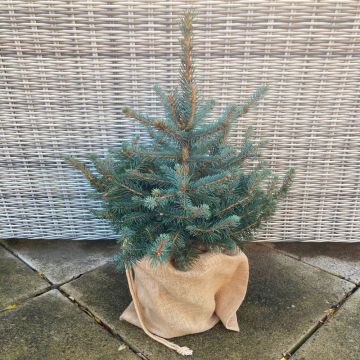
xmin=120 ymin=251 xmax=249 ymax=354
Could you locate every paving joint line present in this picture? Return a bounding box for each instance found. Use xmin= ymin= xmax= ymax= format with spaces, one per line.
xmin=258 ymin=243 xmax=358 ymax=285
xmin=0 ymin=241 xmax=111 ymax=290
xmin=59 ymin=286 xmax=151 ymax=360
xmin=0 ymin=242 xmax=86 ymax=310
xmin=0 ymin=285 xmax=53 ymax=313
xmin=280 ymin=284 xmax=360 ymax=359
xmin=4 ymin=241 xmax=358 ymax=359
xmin=0 ymin=241 xmax=114 ymax=285
xmin=0 ymin=242 xmax=148 ymax=359
xmin=1 ymin=242 xmax=52 ymax=280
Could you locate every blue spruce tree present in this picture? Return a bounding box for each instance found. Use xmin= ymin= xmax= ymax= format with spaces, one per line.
xmin=66 ymin=11 xmax=294 ymax=271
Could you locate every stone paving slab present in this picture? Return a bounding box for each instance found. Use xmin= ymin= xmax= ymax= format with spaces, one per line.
xmin=1 ymin=239 xmax=121 ymax=284
xmin=0 ymin=246 xmax=49 ymax=311
xmin=0 ymin=289 xmax=138 ymax=360
xmin=293 ymin=288 xmax=360 ymax=359
xmin=61 ymin=245 xmax=354 ymax=360
xmin=269 ymin=242 xmax=360 ymax=284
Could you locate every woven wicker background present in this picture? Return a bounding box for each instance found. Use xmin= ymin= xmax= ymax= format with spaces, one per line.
xmin=1 ymin=1 xmax=359 ymax=241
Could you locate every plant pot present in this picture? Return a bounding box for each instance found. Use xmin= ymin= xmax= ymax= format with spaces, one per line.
xmin=120 ymin=251 xmax=249 ymax=339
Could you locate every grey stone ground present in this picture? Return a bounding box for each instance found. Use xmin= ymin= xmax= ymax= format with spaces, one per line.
xmin=0 ymin=290 xmax=137 ymax=360
xmin=0 ymin=240 xmax=359 ymax=360
xmin=1 ymin=239 xmax=121 ymax=284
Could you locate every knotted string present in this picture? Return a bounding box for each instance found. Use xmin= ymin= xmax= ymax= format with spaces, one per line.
xmin=125 ymin=268 xmax=193 ymax=356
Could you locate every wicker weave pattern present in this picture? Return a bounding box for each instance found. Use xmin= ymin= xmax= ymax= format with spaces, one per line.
xmin=1 ymin=1 xmax=359 ymax=241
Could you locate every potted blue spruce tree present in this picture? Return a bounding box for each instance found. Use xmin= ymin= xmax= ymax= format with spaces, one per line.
xmin=66 ymin=11 xmax=294 ymax=356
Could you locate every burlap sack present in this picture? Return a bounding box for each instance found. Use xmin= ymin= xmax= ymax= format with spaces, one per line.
xmin=120 ymin=251 xmax=249 ymax=340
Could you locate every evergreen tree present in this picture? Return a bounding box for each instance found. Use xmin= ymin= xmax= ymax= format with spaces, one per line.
xmin=65 ymin=11 xmax=294 ymax=271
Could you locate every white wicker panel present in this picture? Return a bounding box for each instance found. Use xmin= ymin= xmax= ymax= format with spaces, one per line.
xmin=0 ymin=1 xmax=359 ymax=241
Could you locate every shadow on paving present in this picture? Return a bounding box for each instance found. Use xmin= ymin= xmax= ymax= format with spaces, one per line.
xmin=61 ymin=245 xmax=354 ymax=360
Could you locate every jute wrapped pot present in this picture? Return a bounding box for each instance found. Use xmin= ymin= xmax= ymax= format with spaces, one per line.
xmin=120 ymin=251 xmax=249 ymax=355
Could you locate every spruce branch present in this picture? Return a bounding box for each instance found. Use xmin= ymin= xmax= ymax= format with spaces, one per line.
xmin=276 ymin=168 xmax=295 ymax=199
xmin=185 ymin=85 xmax=197 ymax=130
xmin=153 ymin=85 xmax=184 ymax=129
xmin=169 ymin=93 xmax=184 ymax=128
xmin=106 ymin=177 xmax=144 ymax=196
xmin=190 ymin=171 xmax=237 ymax=190
xmin=242 ymin=84 xmax=269 ymax=114
xmin=126 ymin=145 xmax=178 ymax=160
xmin=64 ymin=156 xmax=107 ymax=192
xmin=124 ymin=169 xmax=171 ymax=184
xmin=221 ymin=85 xmax=269 ymax=142
xmin=123 ymin=107 xmax=184 ymax=142
xmin=187 ymin=215 xmax=240 ymax=235
xmin=192 ymin=104 xmax=238 ymax=141
xmin=215 ymin=175 xmax=263 ymax=216
xmin=179 ymin=10 xmax=197 ymax=131
xmin=180 ymin=10 xmax=195 ymax=85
